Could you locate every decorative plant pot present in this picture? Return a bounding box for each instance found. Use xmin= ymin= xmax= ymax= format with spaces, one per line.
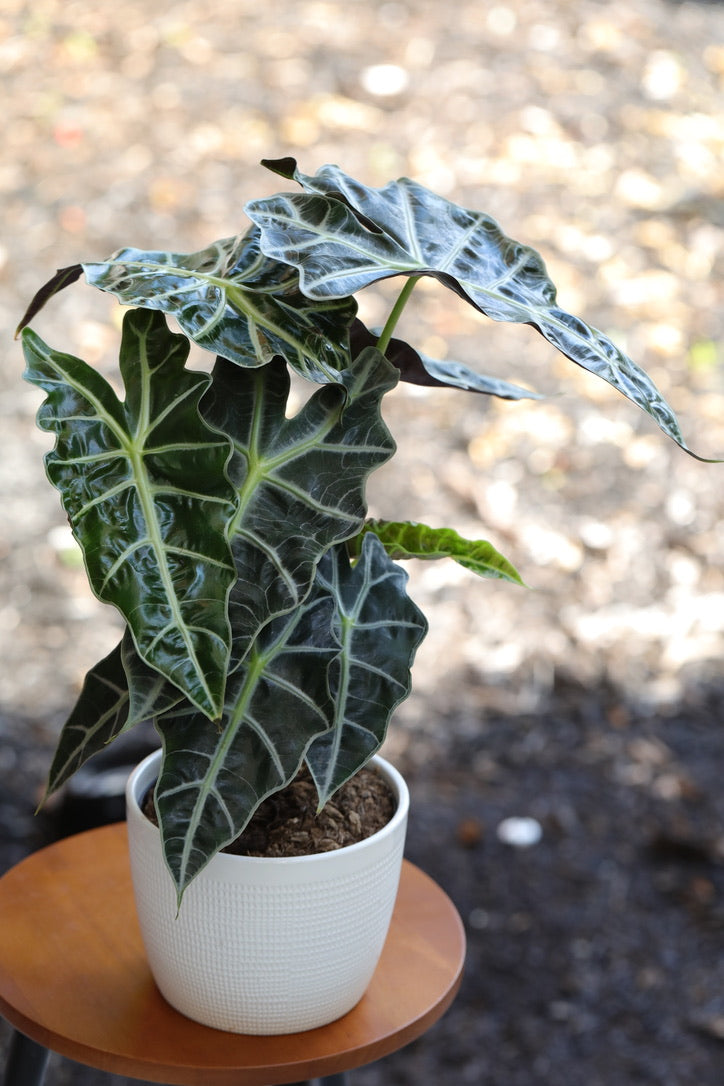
xmin=125 ymin=748 xmax=409 ymax=1034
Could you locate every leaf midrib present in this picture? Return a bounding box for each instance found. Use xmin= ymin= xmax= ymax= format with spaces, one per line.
xmin=125 ymin=334 xmax=223 ymax=715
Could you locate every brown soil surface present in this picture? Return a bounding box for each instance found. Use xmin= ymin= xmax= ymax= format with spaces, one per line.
xmin=141 ymin=764 xmax=396 ymax=857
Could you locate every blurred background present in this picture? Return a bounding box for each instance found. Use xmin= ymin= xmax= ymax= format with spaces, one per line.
xmin=1 ymin=1 xmax=724 ymax=1083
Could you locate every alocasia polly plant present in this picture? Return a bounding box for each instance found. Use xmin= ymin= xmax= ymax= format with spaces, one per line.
xmin=17 ymin=158 xmax=711 ymax=902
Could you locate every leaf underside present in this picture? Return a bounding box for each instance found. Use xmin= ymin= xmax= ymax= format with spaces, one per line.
xmin=15 ymin=264 xmax=83 ymax=336
xmin=350 ymin=320 xmax=541 ymax=400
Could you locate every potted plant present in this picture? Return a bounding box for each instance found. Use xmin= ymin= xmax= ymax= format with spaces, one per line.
xmin=17 ymin=158 xmax=710 ymax=1033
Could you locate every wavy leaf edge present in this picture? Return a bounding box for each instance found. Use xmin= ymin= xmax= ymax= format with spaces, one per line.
xmin=249 ymin=158 xmax=717 ymax=461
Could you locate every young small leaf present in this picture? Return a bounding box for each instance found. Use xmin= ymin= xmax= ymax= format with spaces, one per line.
xmin=15 ymin=264 xmax=83 ymax=336
xmin=350 ymin=519 xmax=525 ymax=585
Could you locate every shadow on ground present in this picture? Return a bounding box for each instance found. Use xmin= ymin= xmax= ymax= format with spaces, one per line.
xmin=2 ymin=670 xmax=724 ymax=1085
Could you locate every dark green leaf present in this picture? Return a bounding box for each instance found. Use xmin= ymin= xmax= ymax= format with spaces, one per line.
xmin=154 ymin=586 xmax=338 ymax=898
xmin=351 ymin=519 xmax=525 ymax=584
xmin=43 ymin=630 xmax=183 ymax=797
xmin=22 ymin=309 xmax=238 ymax=718
xmin=247 ymin=161 xmax=707 ymax=457
xmin=305 ymin=534 xmax=428 ymax=806
xmin=154 ymin=534 xmax=426 ymax=899
xmin=202 ymin=347 xmax=399 ymax=666
xmin=82 ymin=227 xmax=358 ymax=385
xmin=44 ymin=640 xmax=128 ymax=798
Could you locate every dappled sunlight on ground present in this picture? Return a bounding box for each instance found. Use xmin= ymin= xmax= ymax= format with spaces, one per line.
xmin=1 ymin=1 xmax=723 ymax=1082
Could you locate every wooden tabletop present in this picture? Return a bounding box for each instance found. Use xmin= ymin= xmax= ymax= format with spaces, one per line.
xmin=0 ymin=823 xmax=465 ymax=1086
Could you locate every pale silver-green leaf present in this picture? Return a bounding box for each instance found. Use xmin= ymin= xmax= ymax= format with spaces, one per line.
xmin=82 ymin=227 xmax=358 ymax=384
xmin=247 ymin=161 xmax=706 ymax=457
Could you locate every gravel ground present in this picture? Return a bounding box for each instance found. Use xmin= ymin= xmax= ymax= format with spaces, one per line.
xmin=1 ymin=2 xmax=724 ymax=1083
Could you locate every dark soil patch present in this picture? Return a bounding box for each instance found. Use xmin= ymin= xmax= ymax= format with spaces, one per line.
xmin=141 ymin=763 xmax=396 ymax=857
xmin=2 ymin=678 xmax=724 ymax=1085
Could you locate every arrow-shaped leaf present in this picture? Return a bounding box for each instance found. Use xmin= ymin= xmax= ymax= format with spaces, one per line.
xmin=305 ymin=533 xmax=428 ymax=806
xmin=154 ymin=534 xmax=425 ymax=898
xmin=350 ymin=519 xmax=525 ymax=585
xmin=43 ymin=629 xmax=182 ymax=797
xmin=81 ymin=227 xmax=358 ymax=385
xmin=22 ymin=309 xmax=238 ymax=718
xmin=154 ymin=586 xmax=338 ymax=898
xmin=202 ymin=347 xmax=399 ymax=666
xmin=247 ymin=160 xmax=706 ymax=457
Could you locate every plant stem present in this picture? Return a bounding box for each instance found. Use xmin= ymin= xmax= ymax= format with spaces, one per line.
xmin=376 ymin=275 xmax=421 ymax=356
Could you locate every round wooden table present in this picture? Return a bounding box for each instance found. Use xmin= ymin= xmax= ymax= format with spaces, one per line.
xmin=0 ymin=823 xmax=465 ymax=1085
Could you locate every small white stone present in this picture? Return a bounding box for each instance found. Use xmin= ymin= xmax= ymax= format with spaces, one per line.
xmin=468 ymin=908 xmax=490 ymax=930
xmin=496 ymin=817 xmax=543 ymax=848
xmin=642 ymin=50 xmax=684 ymax=101
xmin=579 ymin=519 xmax=613 ymax=551
xmin=360 ymin=64 xmax=409 ymax=97
xmin=487 ymin=6 xmax=516 ymax=36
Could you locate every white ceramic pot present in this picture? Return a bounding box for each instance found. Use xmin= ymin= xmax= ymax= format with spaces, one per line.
xmin=125 ymin=749 xmax=409 ymax=1034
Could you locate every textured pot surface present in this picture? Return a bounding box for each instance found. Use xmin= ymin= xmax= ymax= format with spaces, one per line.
xmin=125 ymin=749 xmax=409 ymax=1034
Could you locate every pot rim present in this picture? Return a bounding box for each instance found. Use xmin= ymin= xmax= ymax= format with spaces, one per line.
xmin=125 ymin=747 xmax=409 ymax=869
